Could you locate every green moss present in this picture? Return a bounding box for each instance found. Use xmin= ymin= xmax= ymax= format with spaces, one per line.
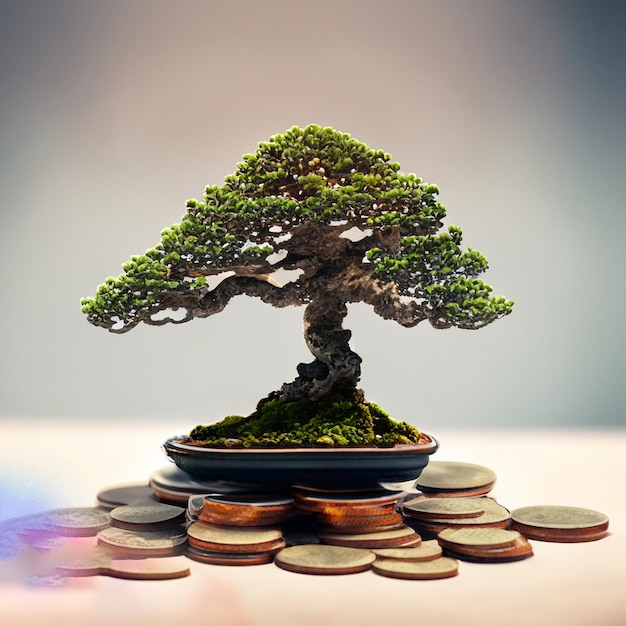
xmin=188 ymin=388 xmax=421 ymax=448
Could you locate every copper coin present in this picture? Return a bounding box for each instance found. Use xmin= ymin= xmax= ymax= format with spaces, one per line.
xmin=317 ymin=511 xmax=404 ymax=529
xmin=308 ymin=502 xmax=398 ymax=518
xmin=294 ymin=490 xmax=400 ymax=514
xmin=373 ymin=556 xmax=459 ymax=580
xmin=438 ymin=527 xmax=522 ymax=550
xmin=317 ymin=521 xmax=409 ymax=536
xmin=318 ymin=526 xmax=421 ymax=549
xmin=199 ymin=494 xmax=295 ymax=527
xmin=371 ymin=540 xmax=442 ymax=561
xmin=187 ymin=522 xmax=284 ymax=553
xmin=98 ymin=526 xmax=188 ymax=557
xmin=274 ymin=544 xmax=375 ymax=575
xmin=109 ymin=503 xmax=186 ymax=531
xmin=44 ymin=507 xmax=111 ymax=537
xmin=512 ymin=527 xmax=609 ymax=543
xmin=416 ymin=461 xmax=496 ymax=493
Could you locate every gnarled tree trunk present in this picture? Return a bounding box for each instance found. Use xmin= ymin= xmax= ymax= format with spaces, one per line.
xmin=279 ymin=296 xmax=362 ymax=401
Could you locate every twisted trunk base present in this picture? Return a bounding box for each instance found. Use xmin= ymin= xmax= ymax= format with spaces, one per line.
xmin=279 ymin=298 xmax=362 ymax=401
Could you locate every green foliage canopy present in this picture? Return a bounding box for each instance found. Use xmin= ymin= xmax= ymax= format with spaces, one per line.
xmin=81 ymin=125 xmax=513 ymax=334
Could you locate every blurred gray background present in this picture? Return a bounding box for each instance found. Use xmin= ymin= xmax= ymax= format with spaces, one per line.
xmin=1 ymin=0 xmax=624 ymax=432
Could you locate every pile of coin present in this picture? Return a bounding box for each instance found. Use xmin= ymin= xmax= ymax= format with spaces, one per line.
xmin=0 ymin=504 xmax=192 ymax=585
xmin=1 ymin=457 xmax=612 ymax=584
xmin=97 ymin=501 xmax=188 ymax=558
xmin=403 ymin=496 xmax=512 ymax=539
xmin=294 ymin=488 xmax=409 ymax=537
xmin=437 ymin=527 xmax=533 ymax=562
xmin=186 ymin=521 xmax=286 ymax=565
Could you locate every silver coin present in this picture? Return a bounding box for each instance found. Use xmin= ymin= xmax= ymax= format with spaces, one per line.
xmin=416 ymin=461 xmax=496 ymax=491
xmin=110 ymin=503 xmax=185 ymax=525
xmin=511 ymin=505 xmax=609 ymax=530
xmin=45 ymin=507 xmax=111 ymax=535
xmin=98 ymin=527 xmax=187 ymax=551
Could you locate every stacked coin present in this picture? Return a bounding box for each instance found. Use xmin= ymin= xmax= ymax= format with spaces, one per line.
xmin=97 ymin=502 xmax=188 ymax=557
xmin=41 ymin=507 xmax=112 ymax=537
xmin=402 ymin=496 xmax=511 ymax=538
xmin=293 ymin=487 xmax=421 ymax=549
xmin=186 ymin=522 xmax=285 ymax=565
xmin=371 ymin=539 xmax=443 ymax=562
xmin=437 ymin=527 xmax=533 ymax=562
xmin=97 ymin=526 xmax=188 ymax=558
xmin=198 ymin=494 xmax=296 ymax=527
xmin=510 ymin=505 xmax=610 ymax=542
xmin=368 ymin=538 xmax=457 ymax=581
xmin=14 ymin=507 xmax=111 ymax=552
xmin=372 ymin=555 xmax=460 ymax=580
xmin=294 ymin=489 xmax=403 ymax=532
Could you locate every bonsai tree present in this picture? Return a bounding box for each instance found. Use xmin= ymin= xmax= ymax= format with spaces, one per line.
xmin=81 ymin=125 xmax=513 ymax=447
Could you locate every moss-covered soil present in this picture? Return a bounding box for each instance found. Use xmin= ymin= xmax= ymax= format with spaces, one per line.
xmin=186 ymin=388 xmax=421 ymax=448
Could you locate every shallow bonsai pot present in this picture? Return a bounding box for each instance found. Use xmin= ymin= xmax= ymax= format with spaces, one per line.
xmin=162 ymin=434 xmax=439 ymax=487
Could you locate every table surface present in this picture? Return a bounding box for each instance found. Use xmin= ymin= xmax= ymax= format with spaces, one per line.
xmin=1 ymin=419 xmax=624 ymax=626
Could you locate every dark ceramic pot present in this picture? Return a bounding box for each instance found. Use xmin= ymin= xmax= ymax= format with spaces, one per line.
xmin=162 ymin=434 xmax=438 ymax=487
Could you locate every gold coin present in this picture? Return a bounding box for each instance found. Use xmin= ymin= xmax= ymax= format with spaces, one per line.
xmin=438 ymin=527 xmax=522 ymax=549
xmin=402 ymin=497 xmax=486 ymax=520
xmin=295 ymin=489 xmax=398 ymax=507
xmin=371 ymin=540 xmax=442 ymax=561
xmin=510 ymin=506 xmax=609 ymax=530
xmin=373 ymin=556 xmax=459 ymax=580
xmin=274 ymin=544 xmax=375 ymax=575
xmin=510 ymin=505 xmax=609 ymax=542
xmin=416 ymin=461 xmax=496 ymax=492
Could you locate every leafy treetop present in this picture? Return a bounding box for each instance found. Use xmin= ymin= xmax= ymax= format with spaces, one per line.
xmin=82 ymin=125 xmax=513 ymax=400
